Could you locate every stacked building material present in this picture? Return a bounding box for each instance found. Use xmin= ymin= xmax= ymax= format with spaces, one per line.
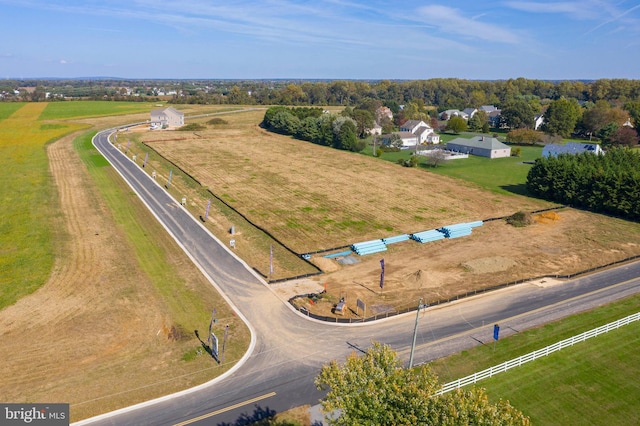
xmin=411 ymin=229 xmax=446 ymax=243
xmin=351 ymin=239 xmax=387 ymax=256
xmin=382 ymin=234 xmax=410 ymax=245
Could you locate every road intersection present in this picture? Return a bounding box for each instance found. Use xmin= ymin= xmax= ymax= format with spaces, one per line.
xmin=76 ymin=127 xmax=640 ymax=425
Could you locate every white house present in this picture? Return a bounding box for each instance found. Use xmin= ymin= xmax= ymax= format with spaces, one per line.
xmin=446 ymin=136 xmax=511 ymax=159
xmin=463 ymin=108 xmax=478 ymax=119
xmin=150 ymin=107 xmax=184 ymax=128
xmin=382 ymin=120 xmax=440 ymax=147
xmin=368 ymin=122 xmax=383 ymax=136
xmin=542 ymin=142 xmax=603 ymax=158
xmin=534 ymin=113 xmax=545 ymax=130
xmin=440 ymin=109 xmax=468 ymax=120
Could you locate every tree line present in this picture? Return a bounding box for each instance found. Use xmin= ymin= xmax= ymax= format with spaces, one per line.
xmin=526 ymin=149 xmax=640 ymax=221
xmin=262 ymin=106 xmax=366 ymax=152
xmin=6 ymin=77 xmax=640 ymax=107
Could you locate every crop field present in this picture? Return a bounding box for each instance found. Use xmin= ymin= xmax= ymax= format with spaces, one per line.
xmin=39 ymin=100 xmax=153 ymax=120
xmin=0 ymin=103 xmax=87 ymax=308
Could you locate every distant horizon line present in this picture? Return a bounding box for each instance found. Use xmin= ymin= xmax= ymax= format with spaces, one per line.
xmin=2 ymin=76 xmax=623 ymax=83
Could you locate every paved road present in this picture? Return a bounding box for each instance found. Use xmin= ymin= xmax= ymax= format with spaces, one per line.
xmin=78 ymin=126 xmax=640 ymax=425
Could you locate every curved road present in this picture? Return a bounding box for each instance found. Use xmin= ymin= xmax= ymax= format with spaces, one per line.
xmin=78 ymin=126 xmax=640 ymax=425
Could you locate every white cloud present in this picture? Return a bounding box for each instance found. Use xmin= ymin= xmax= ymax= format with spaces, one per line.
xmin=417 ymin=5 xmax=521 ymax=43
xmin=504 ymin=1 xmax=600 ymax=19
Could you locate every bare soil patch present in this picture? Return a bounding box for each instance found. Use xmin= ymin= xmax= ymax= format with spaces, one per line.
xmin=291 ymin=209 xmax=640 ymax=318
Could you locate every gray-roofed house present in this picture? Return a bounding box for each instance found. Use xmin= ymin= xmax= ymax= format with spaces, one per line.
xmin=463 ymin=108 xmax=477 ymax=119
xmin=446 ymin=136 xmax=511 ymax=159
xmin=150 ymin=106 xmax=184 ymax=128
xmin=542 ymin=142 xmax=603 ymax=158
xmin=479 ymin=105 xmax=499 ymax=113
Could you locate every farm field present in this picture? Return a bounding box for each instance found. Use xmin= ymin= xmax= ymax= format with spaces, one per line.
xmin=0 ymin=103 xmax=250 ymax=421
xmin=126 ymin=108 xmax=640 ymax=316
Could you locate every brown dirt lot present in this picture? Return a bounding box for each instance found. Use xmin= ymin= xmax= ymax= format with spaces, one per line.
xmin=292 ymin=209 xmax=640 ymax=318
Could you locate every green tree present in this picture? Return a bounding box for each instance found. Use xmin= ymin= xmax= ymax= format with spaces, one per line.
xmin=332 ymin=117 xmax=361 ymax=151
xmin=623 ymin=101 xmax=640 ymax=136
xmin=445 ymin=116 xmax=467 ymax=133
xmin=580 ymin=101 xmax=628 ymax=138
xmin=506 ymin=128 xmax=544 ymax=145
xmin=350 ymin=109 xmax=375 ymax=138
xmin=270 ymin=110 xmax=300 ymax=135
xmin=542 ymin=97 xmax=582 ymax=137
xmin=500 ymin=99 xmax=535 ymax=129
xmin=388 ymin=133 xmax=403 ymax=148
xmin=467 ymin=110 xmax=488 ymax=131
xmin=315 ymin=342 xmax=529 ymax=426
xmin=403 ymin=99 xmax=430 ymax=122
xmin=599 ymin=122 xmax=620 ymax=146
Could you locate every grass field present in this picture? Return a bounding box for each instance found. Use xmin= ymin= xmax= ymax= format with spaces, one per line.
xmin=425 ymin=145 xmax=543 ymax=196
xmin=0 ymin=102 xmax=26 ymax=119
xmin=0 ymin=103 xmax=87 ymax=308
xmin=363 ymin=134 xmax=542 ymax=196
xmin=429 ymin=295 xmax=640 ymax=425
xmin=39 ymin=100 xmax=154 ymax=120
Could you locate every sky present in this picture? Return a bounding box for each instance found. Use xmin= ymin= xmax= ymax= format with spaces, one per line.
xmin=1 ymin=0 xmax=639 ymax=80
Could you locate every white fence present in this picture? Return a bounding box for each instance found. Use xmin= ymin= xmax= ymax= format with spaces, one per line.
xmin=435 ymin=311 xmax=640 ymax=395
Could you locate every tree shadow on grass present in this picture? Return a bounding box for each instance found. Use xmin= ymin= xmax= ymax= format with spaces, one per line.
xmin=499 ymin=183 xmax=529 ymax=196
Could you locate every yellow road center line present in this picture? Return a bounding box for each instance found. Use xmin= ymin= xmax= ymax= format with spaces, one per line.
xmin=173 ymin=391 xmax=277 ymax=426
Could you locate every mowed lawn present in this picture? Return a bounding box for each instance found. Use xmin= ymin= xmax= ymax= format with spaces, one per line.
xmin=425 ymin=145 xmax=543 ymax=196
xmin=366 ymin=134 xmax=543 ymax=196
xmin=0 ymin=103 xmax=86 ymax=308
xmin=429 ymin=295 xmax=640 ymax=425
xmin=482 ymin=323 xmax=640 ymax=425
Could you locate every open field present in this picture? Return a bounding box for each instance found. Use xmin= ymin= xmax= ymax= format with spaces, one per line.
xmin=123 ymin=109 xmax=640 ymax=316
xmin=0 ymin=104 xmax=250 ymax=421
xmin=0 ymin=103 xmax=88 ymax=308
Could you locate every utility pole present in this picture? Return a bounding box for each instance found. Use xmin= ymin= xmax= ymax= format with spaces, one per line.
xmin=409 ymin=298 xmax=428 ymax=369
